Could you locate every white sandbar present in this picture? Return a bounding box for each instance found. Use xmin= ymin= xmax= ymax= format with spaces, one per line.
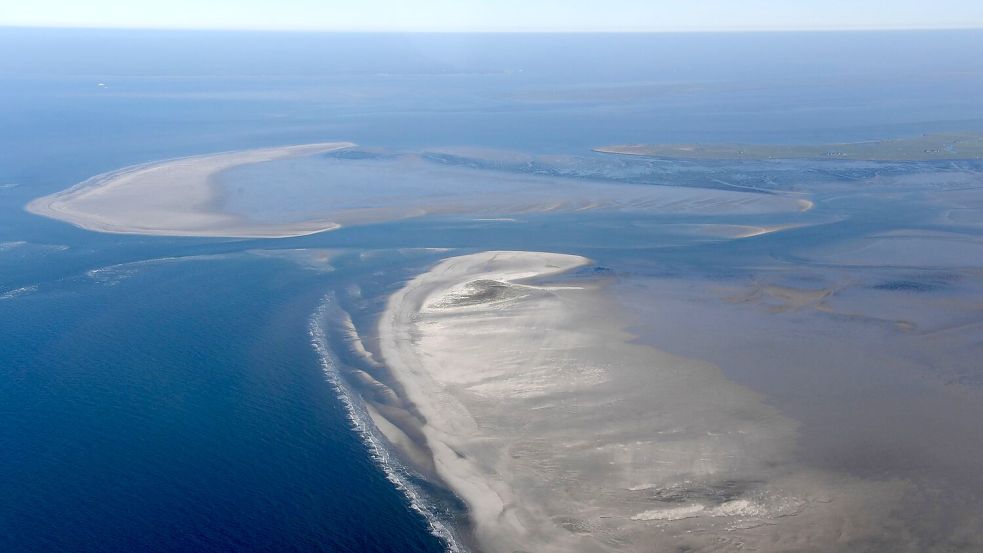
xmin=26 ymin=142 xmax=355 ymax=238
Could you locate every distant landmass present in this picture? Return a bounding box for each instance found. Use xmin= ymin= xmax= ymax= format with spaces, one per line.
xmin=595 ymin=132 xmax=983 ymax=161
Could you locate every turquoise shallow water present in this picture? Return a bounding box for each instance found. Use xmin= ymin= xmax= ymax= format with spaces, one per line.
xmin=3 ymin=29 xmax=983 ymax=552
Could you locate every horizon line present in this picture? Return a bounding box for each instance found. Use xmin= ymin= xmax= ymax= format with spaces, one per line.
xmin=3 ymin=23 xmax=983 ymax=34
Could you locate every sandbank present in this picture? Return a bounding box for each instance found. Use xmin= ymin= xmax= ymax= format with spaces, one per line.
xmin=26 ymin=142 xmax=354 ymax=238
xmin=376 ymin=250 xmax=904 ymax=553
xmin=28 ymin=143 xmax=810 ymax=239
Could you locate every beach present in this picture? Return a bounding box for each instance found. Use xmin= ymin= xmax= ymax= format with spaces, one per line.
xmin=375 ymin=250 xmax=906 ymax=553
xmin=26 ymin=142 xmax=355 ymax=238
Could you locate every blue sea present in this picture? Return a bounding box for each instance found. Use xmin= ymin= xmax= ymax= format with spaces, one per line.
xmin=2 ymin=29 xmax=983 ymax=552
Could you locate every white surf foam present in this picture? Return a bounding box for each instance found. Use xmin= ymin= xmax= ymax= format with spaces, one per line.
xmin=85 ymin=253 xmax=231 ymax=285
xmin=308 ymin=294 xmax=465 ymax=553
xmin=0 ymin=285 xmax=39 ymax=300
xmin=0 ymin=241 xmax=69 ymax=254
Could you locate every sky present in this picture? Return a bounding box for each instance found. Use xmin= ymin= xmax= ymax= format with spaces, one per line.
xmin=2 ymin=0 xmax=983 ymax=32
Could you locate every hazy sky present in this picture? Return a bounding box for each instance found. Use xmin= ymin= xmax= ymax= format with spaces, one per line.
xmin=3 ymin=0 xmax=983 ymax=32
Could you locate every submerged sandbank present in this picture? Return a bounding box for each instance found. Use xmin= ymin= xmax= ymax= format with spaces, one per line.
xmin=376 ymin=250 xmax=905 ymax=553
xmin=26 ymin=142 xmax=355 ymax=238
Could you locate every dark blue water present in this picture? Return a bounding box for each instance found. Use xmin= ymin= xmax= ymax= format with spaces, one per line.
xmin=2 ymin=29 xmax=983 ymax=552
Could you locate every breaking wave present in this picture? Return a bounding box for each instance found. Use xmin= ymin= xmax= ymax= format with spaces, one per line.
xmin=0 ymin=285 xmax=39 ymax=300
xmin=308 ymin=294 xmax=464 ymax=553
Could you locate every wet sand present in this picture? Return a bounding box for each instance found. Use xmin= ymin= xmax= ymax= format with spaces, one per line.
xmin=376 ymin=250 xmax=907 ymax=553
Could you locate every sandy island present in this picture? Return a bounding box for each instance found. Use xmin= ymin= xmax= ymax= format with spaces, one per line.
xmin=375 ymin=250 xmax=904 ymax=553
xmin=26 ymin=142 xmax=355 ymax=238
xmin=27 ymin=143 xmax=814 ymax=240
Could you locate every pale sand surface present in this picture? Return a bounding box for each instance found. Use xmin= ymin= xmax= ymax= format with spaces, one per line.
xmin=26 ymin=142 xmax=354 ymax=238
xmin=377 ymin=251 xmax=907 ymax=553
xmin=655 ymin=222 xmax=812 ymax=239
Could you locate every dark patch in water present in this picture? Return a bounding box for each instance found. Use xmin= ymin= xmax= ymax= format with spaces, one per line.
xmin=324 ymin=149 xmax=387 ymax=160
xmin=439 ymin=279 xmax=524 ymax=307
xmin=645 ymin=480 xmax=763 ymax=505
xmin=872 ymin=279 xmax=948 ymax=292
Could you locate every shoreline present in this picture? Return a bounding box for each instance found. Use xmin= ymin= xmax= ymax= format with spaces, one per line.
xmin=25 ymin=142 xmax=354 ymax=238
xmin=308 ymin=295 xmax=465 ymax=553
xmin=377 ymin=251 xmax=591 ymax=553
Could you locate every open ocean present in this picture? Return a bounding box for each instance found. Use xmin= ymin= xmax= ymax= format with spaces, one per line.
xmin=2 ymin=29 xmax=983 ymax=552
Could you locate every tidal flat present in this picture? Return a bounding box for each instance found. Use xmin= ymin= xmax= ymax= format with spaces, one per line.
xmin=26 ymin=145 xmax=808 ymax=238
